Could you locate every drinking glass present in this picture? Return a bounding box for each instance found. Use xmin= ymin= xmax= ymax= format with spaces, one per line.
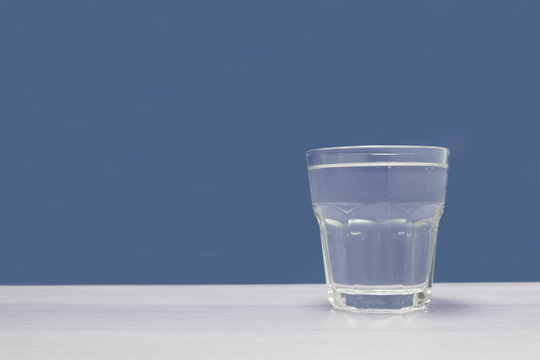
xmin=307 ymin=145 xmax=449 ymax=312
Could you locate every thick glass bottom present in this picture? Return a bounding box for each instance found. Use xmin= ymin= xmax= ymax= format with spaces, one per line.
xmin=328 ymin=286 xmax=431 ymax=313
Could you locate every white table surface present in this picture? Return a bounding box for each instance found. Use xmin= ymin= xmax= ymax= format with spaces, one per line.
xmin=1 ymin=283 xmax=539 ymax=359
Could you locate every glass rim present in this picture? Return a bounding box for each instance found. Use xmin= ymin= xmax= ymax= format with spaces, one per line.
xmin=306 ymin=145 xmax=449 ymax=154
xmin=306 ymin=145 xmax=449 ymax=168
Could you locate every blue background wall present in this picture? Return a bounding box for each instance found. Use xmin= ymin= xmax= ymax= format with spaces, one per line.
xmin=1 ymin=0 xmax=539 ymax=284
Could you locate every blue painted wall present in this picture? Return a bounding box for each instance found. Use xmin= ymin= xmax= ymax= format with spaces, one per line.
xmin=1 ymin=0 xmax=539 ymax=284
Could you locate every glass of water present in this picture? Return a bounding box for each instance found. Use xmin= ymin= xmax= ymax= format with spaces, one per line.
xmin=307 ymin=145 xmax=449 ymax=312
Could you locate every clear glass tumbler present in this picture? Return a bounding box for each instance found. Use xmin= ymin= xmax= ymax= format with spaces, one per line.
xmin=307 ymin=145 xmax=449 ymax=312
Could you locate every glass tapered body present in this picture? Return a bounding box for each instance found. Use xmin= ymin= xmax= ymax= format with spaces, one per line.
xmin=307 ymin=146 xmax=449 ymax=312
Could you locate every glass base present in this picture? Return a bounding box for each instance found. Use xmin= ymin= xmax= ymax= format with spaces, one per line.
xmin=328 ymin=287 xmax=431 ymax=313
